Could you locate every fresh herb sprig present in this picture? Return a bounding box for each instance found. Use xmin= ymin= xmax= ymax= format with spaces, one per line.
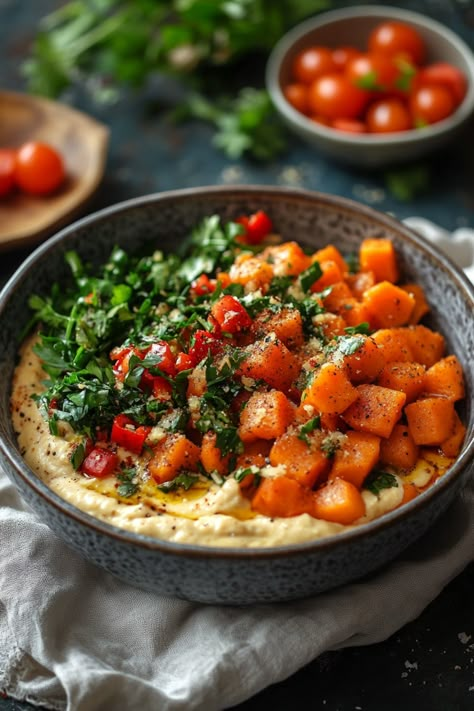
xmin=23 ymin=0 xmax=331 ymax=160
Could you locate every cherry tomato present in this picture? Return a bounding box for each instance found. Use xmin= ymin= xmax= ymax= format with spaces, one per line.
xmin=283 ymin=83 xmax=309 ymax=114
xmin=416 ymin=62 xmax=467 ymax=105
xmin=410 ymin=85 xmax=455 ymax=125
xmin=292 ymin=46 xmax=338 ymax=84
xmin=332 ymin=46 xmax=362 ymax=71
xmin=15 ymin=141 xmax=65 ymax=196
xmin=308 ymin=74 xmax=369 ymax=120
xmin=346 ymin=53 xmax=399 ymax=93
xmin=0 ymin=148 xmax=16 ymax=197
xmin=366 ymin=98 xmax=412 ymax=132
xmin=81 ymin=447 xmax=118 ymax=478
xmin=368 ymin=21 xmax=425 ymax=65
xmin=331 ymin=118 xmax=367 ymax=133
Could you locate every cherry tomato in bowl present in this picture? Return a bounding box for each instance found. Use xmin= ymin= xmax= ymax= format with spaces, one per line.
xmin=368 ymin=21 xmax=425 ymax=65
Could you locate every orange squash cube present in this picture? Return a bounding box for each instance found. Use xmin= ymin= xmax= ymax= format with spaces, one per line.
xmin=405 ymin=397 xmax=456 ymax=446
xmin=342 ymin=384 xmax=406 ymax=439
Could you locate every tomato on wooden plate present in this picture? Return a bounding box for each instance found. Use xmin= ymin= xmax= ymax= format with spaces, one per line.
xmin=14 ymin=141 xmax=65 ymax=196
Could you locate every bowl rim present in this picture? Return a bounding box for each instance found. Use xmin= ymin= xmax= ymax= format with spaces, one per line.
xmin=266 ymin=4 xmax=474 ymax=146
xmin=1 ymin=185 xmax=473 ymax=560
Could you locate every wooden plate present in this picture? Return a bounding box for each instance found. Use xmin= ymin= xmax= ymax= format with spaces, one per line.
xmin=0 ymin=91 xmax=109 ymax=251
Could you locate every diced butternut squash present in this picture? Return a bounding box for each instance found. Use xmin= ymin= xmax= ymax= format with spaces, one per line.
xmin=149 ymin=434 xmax=201 ymax=484
xmin=405 ymin=397 xmax=456 ymax=445
xmin=401 ymin=283 xmax=430 ymax=324
xmin=236 ymin=440 xmax=271 ymax=469
xmin=252 ymin=476 xmax=315 ymax=518
xmin=379 ymin=424 xmax=419 ymax=470
xmin=341 ymin=300 xmax=373 ymax=328
xmin=313 ymin=477 xmax=366 ymax=525
xmin=200 ymin=432 xmax=231 ymax=476
xmin=238 ymin=389 xmax=294 ymax=442
xmin=372 ymin=328 xmax=414 ymax=362
xmin=377 ymin=361 xmax=426 ymax=403
xmin=251 ymin=307 xmax=304 ymax=349
xmin=404 ymin=324 xmax=445 ymax=367
xmin=399 ymin=482 xmax=419 ymax=506
xmin=238 ymin=335 xmax=299 ymax=392
xmin=359 ymin=238 xmax=399 ymax=283
xmin=346 ymin=270 xmax=376 ymax=298
xmin=302 ymin=362 xmax=359 ymax=414
xmin=440 ymin=411 xmax=466 ymax=457
xmin=314 ymin=313 xmax=347 ymax=339
xmin=228 ymin=254 xmax=273 ymax=291
xmin=261 ymin=241 xmax=311 ymax=276
xmin=312 ymin=244 xmax=348 ymax=273
xmin=423 ymin=355 xmax=465 ymax=401
xmin=342 ymin=336 xmax=386 ymax=383
xmin=322 ymin=281 xmax=354 ymax=313
xmin=342 ymin=384 xmax=406 ymax=438
xmin=270 ymin=429 xmax=330 ymax=488
xmin=310 ymin=260 xmax=344 ymax=292
xmin=328 ymin=430 xmax=381 ymax=487
xmin=363 ymin=281 xmax=415 ymax=328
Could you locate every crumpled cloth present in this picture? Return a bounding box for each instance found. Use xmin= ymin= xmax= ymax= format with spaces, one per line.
xmin=1 ymin=218 xmax=473 ymax=711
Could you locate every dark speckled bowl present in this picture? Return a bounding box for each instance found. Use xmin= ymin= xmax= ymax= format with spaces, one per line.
xmin=0 ymin=186 xmax=473 ymax=604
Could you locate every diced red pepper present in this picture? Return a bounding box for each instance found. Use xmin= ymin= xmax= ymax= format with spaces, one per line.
xmin=111 ymin=414 xmax=150 ymax=454
xmin=152 ymin=376 xmax=173 ymax=400
xmin=235 ymin=210 xmax=273 ymax=245
xmin=144 ymin=341 xmax=176 ymax=376
xmin=175 ymin=352 xmax=194 ymax=372
xmin=188 ymin=329 xmax=222 ymax=365
xmin=191 ymin=273 xmax=216 ymax=296
xmin=210 ymin=295 xmax=252 ymax=333
xmin=110 ymin=345 xmax=142 ymax=380
xmin=81 ymin=447 xmax=118 ymax=478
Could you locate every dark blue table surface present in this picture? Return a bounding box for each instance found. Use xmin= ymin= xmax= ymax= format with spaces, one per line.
xmin=1 ymin=1 xmax=473 ymax=709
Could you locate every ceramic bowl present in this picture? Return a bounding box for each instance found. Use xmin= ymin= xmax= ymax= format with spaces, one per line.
xmin=0 ymin=186 xmax=473 ymax=604
xmin=266 ymin=5 xmax=474 ymax=167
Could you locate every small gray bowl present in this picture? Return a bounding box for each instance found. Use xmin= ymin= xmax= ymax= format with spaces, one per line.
xmin=266 ymin=5 xmax=474 ymax=167
xmin=0 ymin=186 xmax=473 ymax=604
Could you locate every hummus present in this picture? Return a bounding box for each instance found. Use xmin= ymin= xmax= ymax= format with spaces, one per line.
xmin=10 ymin=222 xmax=460 ymax=549
xmin=11 ymin=336 xmax=409 ymax=548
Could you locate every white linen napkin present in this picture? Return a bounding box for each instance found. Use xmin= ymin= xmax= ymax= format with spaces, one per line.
xmin=1 ymin=219 xmax=473 ymax=711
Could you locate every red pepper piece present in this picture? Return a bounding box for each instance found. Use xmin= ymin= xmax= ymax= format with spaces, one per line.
xmin=152 ymin=376 xmax=173 ymax=400
xmin=235 ymin=210 xmax=273 ymax=245
xmin=210 ymin=295 xmax=252 ymax=333
xmin=111 ymin=414 xmax=150 ymax=455
xmin=191 ymin=273 xmax=216 ymax=296
xmin=188 ymin=329 xmax=222 ymax=365
xmin=81 ymin=447 xmax=118 ymax=478
xmin=144 ymin=341 xmax=176 ymax=376
xmin=175 ymin=352 xmax=194 ymax=372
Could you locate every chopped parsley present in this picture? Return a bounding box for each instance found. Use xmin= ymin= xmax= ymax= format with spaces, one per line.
xmin=364 ymin=470 xmax=399 ymax=496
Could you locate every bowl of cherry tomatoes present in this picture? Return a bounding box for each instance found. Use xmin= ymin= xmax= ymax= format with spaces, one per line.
xmin=266 ymin=5 xmax=474 ymax=167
